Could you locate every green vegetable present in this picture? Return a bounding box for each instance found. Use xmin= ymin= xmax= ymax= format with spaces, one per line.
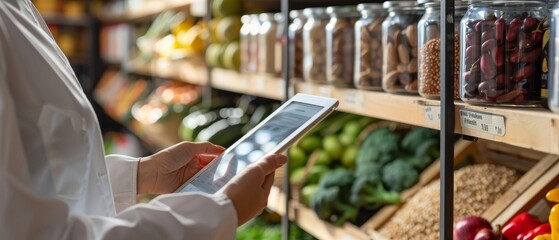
xmin=306 ymin=165 xmax=330 ymax=185
xmin=310 ymin=168 xmax=357 ymax=225
xmin=341 ymin=146 xmax=358 ymax=168
xmin=350 ymin=176 xmax=401 ymax=209
xmin=288 ymin=146 xmax=307 ymax=173
xmin=314 ymin=150 xmax=332 ymax=166
xmin=381 ymin=159 xmax=419 ymax=192
xmin=401 ymin=127 xmax=439 ymax=153
xmin=301 ymin=184 xmax=318 ymax=206
xmin=299 ymin=134 xmax=322 ymax=152
xmin=323 ymin=134 xmax=343 ymax=160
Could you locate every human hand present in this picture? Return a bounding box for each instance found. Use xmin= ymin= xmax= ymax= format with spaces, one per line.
xmin=218 ymin=154 xmax=287 ymax=226
xmin=137 ymin=141 xmax=225 ymax=194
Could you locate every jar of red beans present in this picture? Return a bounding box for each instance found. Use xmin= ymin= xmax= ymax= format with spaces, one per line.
xmin=460 ymin=0 xmax=549 ymax=106
xmin=381 ymin=1 xmax=425 ymax=94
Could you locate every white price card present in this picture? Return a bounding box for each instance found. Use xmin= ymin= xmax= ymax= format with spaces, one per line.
xmin=459 ymin=109 xmax=506 ymax=136
xmin=318 ymin=86 xmax=333 ymax=98
xmin=424 ymin=105 xmax=441 ymax=125
xmin=300 ymin=84 xmax=314 ymax=95
xmin=344 ymin=91 xmax=365 ymax=108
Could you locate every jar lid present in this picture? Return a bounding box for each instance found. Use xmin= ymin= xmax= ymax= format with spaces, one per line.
xmin=383 ymin=1 xmax=419 ymax=9
xmin=259 ymin=13 xmax=276 ymax=22
xmin=274 ymin=13 xmax=284 ymax=22
xmin=290 ymin=9 xmax=302 ymax=19
xmin=241 ymin=15 xmax=251 ymax=24
xmin=357 ymin=3 xmax=384 ymax=12
xmin=326 ymin=5 xmax=359 ymax=16
xmin=417 ymin=0 xmax=466 ymax=5
xmin=303 ymin=7 xmax=328 ymax=17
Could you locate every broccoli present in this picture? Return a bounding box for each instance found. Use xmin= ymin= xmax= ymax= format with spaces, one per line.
xmin=310 ymin=168 xmax=357 ymax=225
xmin=401 ymin=127 xmax=439 ymax=153
xmin=350 ymin=176 xmax=401 ymax=209
xmin=381 ymin=159 xmax=419 ymax=192
xmin=356 ymin=128 xmax=400 ymax=166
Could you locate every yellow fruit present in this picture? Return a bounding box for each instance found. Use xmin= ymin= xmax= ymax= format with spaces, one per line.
xmin=154 ymin=35 xmax=177 ymax=58
xmin=208 ymin=19 xmax=220 ymax=44
xmin=171 ymin=17 xmax=194 ymax=36
xmin=212 ymin=0 xmax=241 ymax=18
xmin=176 ymin=25 xmax=206 ymax=54
xmin=216 ymin=17 xmax=241 ymax=42
xmin=205 ymin=43 xmax=227 ymax=67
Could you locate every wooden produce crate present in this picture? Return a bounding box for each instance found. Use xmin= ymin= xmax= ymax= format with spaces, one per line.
xmin=278 ymin=122 xmax=471 ymax=240
xmin=362 ymin=140 xmax=559 ymax=240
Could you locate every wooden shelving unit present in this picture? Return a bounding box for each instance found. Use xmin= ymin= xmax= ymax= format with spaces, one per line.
xmin=211 ymin=69 xmax=286 ymax=101
xmin=97 ymin=0 xmax=193 ymax=23
xmin=129 ymin=58 xmax=208 ymax=86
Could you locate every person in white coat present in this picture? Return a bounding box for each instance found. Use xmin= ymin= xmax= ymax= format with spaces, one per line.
xmin=0 ymin=0 xmax=287 ymax=239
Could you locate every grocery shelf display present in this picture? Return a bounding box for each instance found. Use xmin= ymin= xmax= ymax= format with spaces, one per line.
xmin=87 ymin=0 xmax=559 ymax=239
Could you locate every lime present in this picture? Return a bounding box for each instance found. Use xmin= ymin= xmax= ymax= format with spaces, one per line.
xmin=306 ymin=165 xmax=330 ymax=185
xmin=299 ymin=135 xmax=322 ymax=152
xmin=341 ymin=146 xmax=358 ymax=168
xmin=301 ymin=184 xmax=318 ymax=207
xmin=314 ymin=150 xmax=332 ymax=166
xmin=223 ymin=42 xmax=240 ymax=70
xmin=216 ymin=16 xmax=241 ymax=42
xmin=323 ymin=134 xmax=343 ymax=160
xmin=288 ymin=146 xmax=307 ymax=172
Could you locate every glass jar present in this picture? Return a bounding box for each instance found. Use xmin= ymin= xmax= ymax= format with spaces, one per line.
xmin=381 ymin=1 xmax=425 ymax=94
xmin=549 ymin=0 xmax=559 ymax=112
xmin=542 ymin=0 xmax=555 ymax=108
xmin=417 ymin=0 xmax=468 ymax=99
xmin=325 ymin=6 xmax=360 ymax=87
xmin=303 ymin=7 xmax=329 ymax=83
xmin=460 ymin=0 xmax=548 ymax=106
xmin=259 ymin=13 xmax=284 ymax=77
xmin=289 ymin=10 xmax=305 ymax=80
xmin=246 ymin=14 xmax=261 ymax=74
xmin=240 ymin=15 xmax=252 ymax=74
xmin=354 ymin=3 xmax=387 ymax=90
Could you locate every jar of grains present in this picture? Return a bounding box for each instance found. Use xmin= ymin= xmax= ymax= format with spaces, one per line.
xmin=460 ymin=0 xmax=549 ymax=106
xmin=303 ymin=7 xmax=329 ymax=83
xmin=259 ymin=13 xmax=284 ymax=77
xmin=382 ymin=1 xmax=425 ymax=94
xmin=417 ymin=0 xmax=468 ymax=99
xmin=354 ymin=3 xmax=387 ymax=90
xmin=325 ymin=6 xmax=360 ymax=87
xmin=548 ymin=0 xmax=559 ymax=112
xmin=289 ymin=10 xmax=306 ymax=80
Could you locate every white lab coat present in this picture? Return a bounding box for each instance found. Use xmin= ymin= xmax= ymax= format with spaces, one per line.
xmin=0 ymin=0 xmax=237 ymax=239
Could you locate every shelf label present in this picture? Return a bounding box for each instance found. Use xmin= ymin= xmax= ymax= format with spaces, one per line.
xmin=318 ymin=86 xmax=333 ymax=98
xmin=344 ymin=91 xmax=365 ymax=108
xmin=424 ymin=105 xmax=441 ymax=125
xmin=459 ymin=109 xmax=506 ymax=136
xmin=299 ymin=84 xmax=314 ymax=95
xmin=256 ymin=78 xmax=266 ymax=91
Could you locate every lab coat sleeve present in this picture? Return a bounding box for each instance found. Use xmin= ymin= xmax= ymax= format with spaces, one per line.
xmin=0 ymin=9 xmax=237 ymax=240
xmin=104 ymin=154 xmax=139 ymax=212
xmin=0 ymin=79 xmax=238 ymax=239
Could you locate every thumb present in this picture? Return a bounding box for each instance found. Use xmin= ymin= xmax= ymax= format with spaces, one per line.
xmin=258 ymin=154 xmax=287 ymax=175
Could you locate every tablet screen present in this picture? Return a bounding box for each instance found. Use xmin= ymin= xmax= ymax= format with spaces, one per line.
xmin=178 ymin=101 xmax=324 ymax=194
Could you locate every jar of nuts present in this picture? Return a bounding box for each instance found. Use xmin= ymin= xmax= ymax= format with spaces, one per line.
xmin=325 ymin=6 xmax=360 ymax=87
xmin=548 ymin=0 xmax=559 ymax=112
xmin=259 ymin=13 xmax=284 ymax=77
xmin=460 ymin=0 xmax=549 ymax=106
xmin=245 ymin=14 xmax=261 ymax=74
xmin=354 ymin=3 xmax=387 ymax=90
xmin=289 ymin=10 xmax=306 ymax=81
xmin=381 ymin=1 xmax=425 ymax=94
xmin=417 ymin=0 xmax=468 ymax=99
xmin=303 ymin=7 xmax=329 ymax=83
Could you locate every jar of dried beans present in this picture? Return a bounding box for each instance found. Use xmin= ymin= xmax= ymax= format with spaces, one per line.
xmin=325 ymin=6 xmax=359 ymax=87
xmin=354 ymin=3 xmax=387 ymax=90
xmin=417 ymin=0 xmax=468 ymax=99
xmin=549 ymin=0 xmax=559 ymax=112
xmin=259 ymin=13 xmax=284 ymax=77
xmin=240 ymin=15 xmax=252 ymax=74
xmin=460 ymin=0 xmax=549 ymax=106
xmin=245 ymin=14 xmax=260 ymax=74
xmin=289 ymin=10 xmax=305 ymax=81
xmin=303 ymin=7 xmax=329 ymax=83
xmin=382 ymin=1 xmax=425 ymax=94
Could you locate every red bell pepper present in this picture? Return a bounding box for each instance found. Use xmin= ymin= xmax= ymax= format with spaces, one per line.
xmin=522 ymin=224 xmax=551 ymax=240
xmin=501 ymin=212 xmax=542 ymax=240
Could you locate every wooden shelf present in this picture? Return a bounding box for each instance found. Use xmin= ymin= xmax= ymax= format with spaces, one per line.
xmin=268 ymin=186 xmax=370 ymax=240
xmin=293 ymin=81 xmax=559 ymax=156
xmin=41 ymin=13 xmax=89 ymax=26
xmin=129 ymin=58 xmax=208 ymax=86
xmin=97 ymin=0 xmax=192 ymax=23
xmin=211 ymin=69 xmax=286 ymax=101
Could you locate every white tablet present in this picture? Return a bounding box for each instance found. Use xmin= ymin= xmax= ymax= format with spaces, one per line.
xmin=176 ymin=94 xmax=338 ymax=194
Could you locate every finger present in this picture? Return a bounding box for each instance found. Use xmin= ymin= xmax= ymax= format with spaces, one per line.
xmin=257 ymin=154 xmax=288 ymax=176
xmin=189 ymin=142 xmax=226 ymax=155
xmin=194 ymin=154 xmax=219 ymax=167
xmin=261 ymin=171 xmax=275 ymax=191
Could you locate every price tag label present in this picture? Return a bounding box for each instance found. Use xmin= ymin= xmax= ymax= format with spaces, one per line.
xmin=344 ymin=91 xmax=365 ymax=108
xmin=318 ymin=86 xmax=333 ymax=98
xmin=256 ymin=78 xmax=266 ymax=91
xmin=424 ymin=105 xmax=441 ymax=125
xmin=239 ymin=75 xmax=250 ymax=89
xmin=459 ymin=109 xmax=506 ymax=136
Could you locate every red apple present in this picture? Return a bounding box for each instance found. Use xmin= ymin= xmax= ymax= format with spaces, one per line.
xmin=473 ymin=228 xmax=497 ymax=240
